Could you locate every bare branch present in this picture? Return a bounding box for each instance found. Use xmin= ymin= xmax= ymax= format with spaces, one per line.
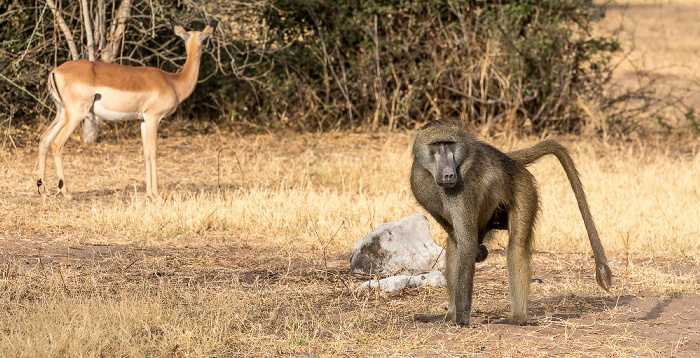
xmin=80 ymin=0 xmax=96 ymax=61
xmin=95 ymin=0 xmax=106 ymax=54
xmin=46 ymin=0 xmax=80 ymax=60
xmin=309 ymin=8 xmax=358 ymax=128
xmin=101 ymin=0 xmax=132 ymax=63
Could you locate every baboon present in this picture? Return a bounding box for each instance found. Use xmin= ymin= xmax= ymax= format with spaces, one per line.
xmin=410 ymin=120 xmax=612 ymax=326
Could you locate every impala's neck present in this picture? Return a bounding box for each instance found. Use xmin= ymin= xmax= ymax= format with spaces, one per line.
xmin=170 ymin=39 xmax=203 ymax=103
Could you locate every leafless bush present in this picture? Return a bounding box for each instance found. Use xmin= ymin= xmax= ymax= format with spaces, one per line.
xmin=1 ymin=0 xmax=696 ymax=141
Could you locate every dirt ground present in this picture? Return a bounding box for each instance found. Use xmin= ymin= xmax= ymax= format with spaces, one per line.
xmin=1 ymin=136 xmax=698 ymax=356
xmin=599 ymin=0 xmax=700 ymax=112
xmin=2 ymin=229 xmax=699 ymax=356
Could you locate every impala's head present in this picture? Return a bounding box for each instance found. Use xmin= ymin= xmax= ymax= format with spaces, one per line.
xmin=170 ymin=18 xmax=218 ymax=51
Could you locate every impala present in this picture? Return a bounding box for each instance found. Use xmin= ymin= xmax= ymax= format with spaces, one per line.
xmin=38 ymin=19 xmax=217 ymax=201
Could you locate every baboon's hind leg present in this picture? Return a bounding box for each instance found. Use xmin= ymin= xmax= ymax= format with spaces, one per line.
xmin=503 ymin=181 xmax=538 ymax=324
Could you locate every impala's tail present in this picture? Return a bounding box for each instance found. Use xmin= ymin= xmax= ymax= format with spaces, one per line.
xmin=48 ymin=72 xmax=63 ymax=105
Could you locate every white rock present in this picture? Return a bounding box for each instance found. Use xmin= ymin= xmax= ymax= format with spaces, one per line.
xmin=355 ymin=271 xmax=446 ymax=293
xmin=412 ymin=270 xmax=447 ymax=288
xmin=349 ymin=214 xmax=445 ymax=278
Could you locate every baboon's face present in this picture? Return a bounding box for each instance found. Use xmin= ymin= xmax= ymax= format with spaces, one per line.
xmin=429 ymin=142 xmax=459 ymax=188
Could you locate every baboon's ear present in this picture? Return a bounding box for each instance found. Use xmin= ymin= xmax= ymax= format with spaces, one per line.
xmin=170 ymin=18 xmax=189 ymax=41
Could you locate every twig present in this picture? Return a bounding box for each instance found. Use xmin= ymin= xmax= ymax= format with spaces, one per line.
xmin=0 ymin=73 xmax=52 ymax=111
xmin=57 ymin=265 xmax=71 ymax=295
xmin=322 ymin=219 xmax=345 ymax=271
xmin=308 ymin=6 xmax=360 ymax=126
xmin=37 ymin=248 xmax=44 ymax=271
xmin=123 ymin=258 xmax=139 ymax=271
xmin=196 ymin=208 xmax=218 ymax=234
xmin=13 ymin=2 xmax=49 ymax=69
xmin=334 ymin=41 xmax=353 ymax=129
xmin=444 ymin=85 xmax=508 ymax=105
xmin=217 ymin=147 xmax=245 ymax=189
xmin=79 ymin=0 xmax=95 ymax=61
xmin=430 ymin=248 xmax=445 ymax=271
xmin=309 ymin=217 xmax=345 ymax=272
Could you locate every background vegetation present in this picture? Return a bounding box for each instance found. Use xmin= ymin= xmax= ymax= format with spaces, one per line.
xmin=3 ymin=0 xmax=693 ymax=141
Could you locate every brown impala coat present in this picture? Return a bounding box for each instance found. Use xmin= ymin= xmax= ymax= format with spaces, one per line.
xmin=38 ymin=19 xmax=217 ymax=201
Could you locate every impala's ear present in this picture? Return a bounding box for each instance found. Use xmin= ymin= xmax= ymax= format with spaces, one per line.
xmin=170 ymin=18 xmax=189 ymax=41
xmin=198 ymin=20 xmax=217 ymax=42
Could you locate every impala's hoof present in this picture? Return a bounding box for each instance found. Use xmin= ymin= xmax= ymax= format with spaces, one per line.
xmin=37 ymin=179 xmax=44 ymax=195
xmin=147 ymin=194 xmax=164 ymax=203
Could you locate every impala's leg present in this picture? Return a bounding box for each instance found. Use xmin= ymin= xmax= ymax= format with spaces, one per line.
xmin=50 ymin=106 xmax=90 ymax=200
xmin=141 ymin=118 xmax=161 ymax=201
xmin=140 ymin=122 xmax=151 ymax=198
xmin=38 ymin=106 xmax=66 ymax=196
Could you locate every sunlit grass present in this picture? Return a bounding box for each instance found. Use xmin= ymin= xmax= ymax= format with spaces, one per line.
xmin=7 ymin=131 xmax=697 ymax=255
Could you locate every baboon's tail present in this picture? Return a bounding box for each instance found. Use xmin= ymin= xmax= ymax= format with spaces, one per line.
xmin=509 ymin=140 xmax=613 ymax=291
xmin=507 ymin=139 xmax=561 ymax=166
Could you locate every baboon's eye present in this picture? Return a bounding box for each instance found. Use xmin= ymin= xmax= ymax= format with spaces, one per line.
xmin=429 ymin=142 xmax=456 ymax=154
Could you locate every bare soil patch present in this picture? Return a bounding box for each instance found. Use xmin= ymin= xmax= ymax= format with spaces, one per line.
xmin=1 ymin=123 xmax=698 ymax=355
xmin=2 ymin=231 xmax=699 ymax=356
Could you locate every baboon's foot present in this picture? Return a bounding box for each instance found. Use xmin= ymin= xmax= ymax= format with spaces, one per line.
xmin=445 ymin=310 xmax=471 ymax=326
xmin=596 ymin=262 xmax=613 ymax=291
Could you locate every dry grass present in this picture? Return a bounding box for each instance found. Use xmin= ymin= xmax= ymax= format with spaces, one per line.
xmin=1 ymin=128 xmax=699 ymax=357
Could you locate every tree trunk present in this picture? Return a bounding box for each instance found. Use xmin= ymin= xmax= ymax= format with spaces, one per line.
xmin=82 ymin=0 xmax=132 ymax=143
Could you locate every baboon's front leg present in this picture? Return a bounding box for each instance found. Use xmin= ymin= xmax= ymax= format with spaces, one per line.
xmin=445 ymin=205 xmax=480 ymax=326
xmin=451 ymin=238 xmax=478 ymax=326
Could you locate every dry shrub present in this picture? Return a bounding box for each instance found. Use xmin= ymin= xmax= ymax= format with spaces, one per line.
xmin=254 ymin=0 xmax=622 ymax=134
xmin=0 ymin=0 xmax=641 ymax=138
